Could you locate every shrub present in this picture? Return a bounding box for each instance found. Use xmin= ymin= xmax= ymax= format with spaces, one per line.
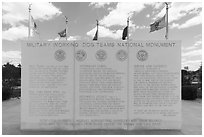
xmin=197 ymin=87 xmax=202 ymax=98
xmin=182 ymin=85 xmax=197 ymax=100
xmin=2 ymin=86 xmax=12 ymax=101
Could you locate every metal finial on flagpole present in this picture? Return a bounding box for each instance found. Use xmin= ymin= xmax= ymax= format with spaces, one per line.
xmin=64 ymin=16 xmax=68 ymax=40
xmin=165 ymin=2 xmax=168 ymax=40
xmin=28 ymin=4 xmax=32 ymax=39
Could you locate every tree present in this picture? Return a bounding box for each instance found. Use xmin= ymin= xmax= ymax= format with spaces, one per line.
xmin=2 ymin=62 xmax=21 ymax=87
xmin=181 ymin=69 xmax=191 ymax=85
xmin=198 ymin=64 xmax=202 ymax=83
xmin=2 ymin=62 xmax=21 ymax=100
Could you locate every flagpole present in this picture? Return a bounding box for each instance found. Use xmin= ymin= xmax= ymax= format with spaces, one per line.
xmin=165 ymin=2 xmax=168 ymax=40
xmin=65 ymin=16 xmax=68 ymax=40
xmin=28 ymin=4 xmax=31 ymax=39
xmin=96 ymin=20 xmax=99 ymax=40
xmin=127 ymin=17 xmax=129 ymax=40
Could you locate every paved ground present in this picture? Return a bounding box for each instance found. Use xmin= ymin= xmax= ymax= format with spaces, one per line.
xmin=2 ymin=98 xmax=202 ymax=135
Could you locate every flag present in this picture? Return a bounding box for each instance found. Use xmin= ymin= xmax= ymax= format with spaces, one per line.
xmin=122 ymin=26 xmax=128 ymax=40
xmin=150 ymin=14 xmax=166 ymax=32
xmin=58 ymin=29 xmax=66 ymax=37
xmin=30 ymin=16 xmax=39 ymax=35
xmin=93 ymin=29 xmax=98 ymax=40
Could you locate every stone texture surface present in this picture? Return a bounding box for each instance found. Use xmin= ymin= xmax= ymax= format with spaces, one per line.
xmin=2 ymin=98 xmax=202 ymax=135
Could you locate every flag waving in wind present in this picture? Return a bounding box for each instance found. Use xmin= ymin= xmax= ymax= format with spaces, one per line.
xmin=31 ymin=16 xmax=37 ymax=29
xmin=28 ymin=4 xmax=39 ymax=38
xmin=122 ymin=18 xmax=129 ymax=40
xmin=150 ymin=14 xmax=166 ymax=32
xmin=93 ymin=29 xmax=98 ymax=40
xmin=93 ymin=20 xmax=99 ymax=41
xmin=58 ymin=29 xmax=66 ymax=37
xmin=30 ymin=16 xmax=39 ymax=35
xmin=122 ymin=26 xmax=128 ymax=40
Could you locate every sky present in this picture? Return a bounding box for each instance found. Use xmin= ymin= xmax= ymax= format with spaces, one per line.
xmin=2 ymin=1 xmax=202 ymax=70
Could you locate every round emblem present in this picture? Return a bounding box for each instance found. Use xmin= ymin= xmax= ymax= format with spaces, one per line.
xmin=75 ymin=50 xmax=87 ymax=61
xmin=54 ymin=49 xmax=66 ymax=61
xmin=116 ymin=50 xmax=128 ymax=61
xmin=95 ymin=49 xmax=107 ymax=61
xmin=137 ymin=50 xmax=148 ymax=61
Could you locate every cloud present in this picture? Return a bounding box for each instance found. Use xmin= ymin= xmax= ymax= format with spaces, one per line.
xmin=86 ymin=2 xmax=153 ymax=39
xmin=182 ymin=49 xmax=202 ymax=57
xmin=154 ymin=2 xmax=201 ymax=23
xmin=2 ymin=2 xmax=62 ymax=41
xmin=178 ymin=13 xmax=201 ymax=29
xmin=2 ymin=51 xmax=21 ymax=66
xmin=135 ymin=25 xmax=150 ymax=29
xmin=100 ymin=3 xmax=146 ymax=27
xmin=182 ymin=59 xmax=201 ymax=70
xmin=67 ymin=36 xmax=81 ymax=41
xmin=183 ymin=35 xmax=202 ymax=51
xmin=150 ymin=2 xmax=164 ymax=9
xmin=184 ymin=46 xmax=198 ymax=51
xmin=170 ymin=23 xmax=179 ymax=29
xmin=95 ymin=2 xmax=201 ymax=29
xmin=171 ymin=12 xmax=202 ymax=29
xmin=154 ymin=2 xmax=202 ymax=29
xmin=3 ymin=2 xmax=61 ymax=26
xmin=194 ymin=34 xmax=201 ymax=39
xmin=87 ymin=26 xmax=122 ymax=39
xmin=194 ymin=39 xmax=202 ymax=47
xmin=181 ymin=36 xmax=202 ymax=70
xmin=182 ymin=60 xmax=201 ymax=65
xmin=146 ymin=14 xmax=150 ymax=18
xmin=2 ymin=25 xmax=28 ymax=41
xmin=89 ymin=2 xmax=111 ymax=8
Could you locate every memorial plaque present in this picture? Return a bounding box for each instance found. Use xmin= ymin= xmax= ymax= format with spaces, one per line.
xmin=21 ymin=40 xmax=181 ymax=130
xmin=128 ymin=40 xmax=181 ymax=129
xmin=21 ymin=41 xmax=75 ymax=130
xmin=74 ymin=41 xmax=128 ymax=129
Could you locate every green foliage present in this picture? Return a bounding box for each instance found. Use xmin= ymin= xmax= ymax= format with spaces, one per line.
xmin=2 ymin=63 xmax=21 ymax=80
xmin=2 ymin=86 xmax=12 ymax=100
xmin=197 ymin=87 xmax=202 ymax=98
xmin=181 ymin=70 xmax=191 ymax=86
xmin=181 ymin=64 xmax=202 ymax=100
xmin=2 ymin=62 xmax=21 ymax=100
xmin=198 ymin=65 xmax=202 ymax=83
xmin=182 ymin=85 xmax=197 ymax=100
